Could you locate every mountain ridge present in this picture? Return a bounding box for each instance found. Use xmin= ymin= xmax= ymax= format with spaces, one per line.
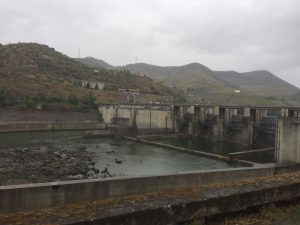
xmin=76 ymin=57 xmax=300 ymax=106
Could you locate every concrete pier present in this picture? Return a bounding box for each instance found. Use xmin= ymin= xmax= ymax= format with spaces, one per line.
xmin=276 ymin=109 xmax=300 ymax=163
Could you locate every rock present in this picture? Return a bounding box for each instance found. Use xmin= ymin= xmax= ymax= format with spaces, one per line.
xmin=60 ymin=153 xmax=67 ymax=160
xmin=87 ymin=170 xmax=96 ymax=178
xmin=93 ymin=168 xmax=100 ymax=174
xmin=53 ymin=151 xmax=60 ymax=156
xmin=110 ymin=143 xmax=120 ymax=147
xmin=106 ymin=150 xmax=115 ymax=154
xmin=79 ymin=146 xmax=87 ymax=150
xmin=115 ymin=159 xmax=122 ymax=164
xmin=101 ymin=167 xmax=108 ymax=174
xmin=40 ymin=147 xmax=48 ymax=151
xmin=100 ymin=167 xmax=112 ymax=178
xmin=67 ymin=174 xmax=84 ymax=180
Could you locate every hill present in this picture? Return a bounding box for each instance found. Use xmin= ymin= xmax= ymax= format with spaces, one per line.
xmin=76 ymin=57 xmax=114 ymax=70
xmin=0 ymin=43 xmax=179 ymax=111
xmin=78 ymin=57 xmax=300 ymax=105
xmin=78 ymin=58 xmax=299 ymax=106
xmin=212 ymin=70 xmax=298 ymax=97
xmin=123 ymin=63 xmax=232 ymax=93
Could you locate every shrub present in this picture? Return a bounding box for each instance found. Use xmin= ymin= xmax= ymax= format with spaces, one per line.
xmin=82 ymin=92 xmax=96 ymax=106
xmin=67 ymin=95 xmax=79 ymax=105
xmin=24 ymin=98 xmax=37 ymax=109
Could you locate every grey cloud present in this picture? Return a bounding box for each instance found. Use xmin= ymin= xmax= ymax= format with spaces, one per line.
xmin=0 ymin=0 xmax=299 ymax=86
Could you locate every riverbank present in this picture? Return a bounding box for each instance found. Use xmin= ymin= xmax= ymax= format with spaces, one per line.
xmin=0 ymin=144 xmax=100 ymax=185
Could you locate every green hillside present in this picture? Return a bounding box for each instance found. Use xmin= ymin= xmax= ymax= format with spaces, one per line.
xmin=76 ymin=57 xmax=114 ymax=70
xmin=123 ymin=63 xmax=300 ymax=106
xmin=212 ymin=70 xmax=299 ymax=97
xmin=0 ymin=43 xmax=179 ymax=110
xmin=76 ymin=58 xmax=300 ymax=106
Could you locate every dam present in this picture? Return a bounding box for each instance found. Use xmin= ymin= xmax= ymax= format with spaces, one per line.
xmin=99 ymin=103 xmax=300 ymax=163
xmin=1 ymin=103 xmax=300 ymax=224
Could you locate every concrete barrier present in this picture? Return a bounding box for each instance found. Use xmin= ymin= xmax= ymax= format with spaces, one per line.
xmin=134 ymin=139 xmax=258 ymax=166
xmin=0 ymin=166 xmax=275 ymax=214
xmin=136 ymin=134 xmax=192 ymax=140
xmin=0 ymin=121 xmax=106 ymax=132
xmin=229 ymin=148 xmax=275 ymax=160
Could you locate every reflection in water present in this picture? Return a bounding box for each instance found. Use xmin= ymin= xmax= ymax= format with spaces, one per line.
xmin=0 ymin=131 xmax=242 ymax=179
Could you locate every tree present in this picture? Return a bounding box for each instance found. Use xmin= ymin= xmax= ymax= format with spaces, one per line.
xmin=83 ymin=92 xmax=96 ymax=107
xmin=0 ymin=90 xmax=7 ymax=106
xmin=67 ymin=95 xmax=79 ymax=105
xmin=24 ymin=98 xmax=37 ymax=110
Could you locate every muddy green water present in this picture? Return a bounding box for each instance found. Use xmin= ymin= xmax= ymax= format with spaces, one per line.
xmin=0 ymin=131 xmax=241 ymax=178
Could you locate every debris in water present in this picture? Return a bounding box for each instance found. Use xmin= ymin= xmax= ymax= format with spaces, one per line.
xmin=115 ymin=159 xmax=122 ymax=164
xmin=100 ymin=167 xmax=112 ymax=178
xmin=79 ymin=146 xmax=87 ymax=150
xmin=110 ymin=143 xmax=120 ymax=147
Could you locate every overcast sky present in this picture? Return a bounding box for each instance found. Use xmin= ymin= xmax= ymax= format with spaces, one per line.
xmin=1 ymin=0 xmax=300 ymax=87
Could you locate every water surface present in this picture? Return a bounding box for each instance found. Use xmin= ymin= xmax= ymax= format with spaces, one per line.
xmin=155 ymin=137 xmax=274 ymax=163
xmin=0 ymin=131 xmax=240 ymax=178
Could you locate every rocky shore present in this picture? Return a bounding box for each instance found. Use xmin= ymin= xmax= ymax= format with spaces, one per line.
xmin=0 ymin=145 xmax=100 ymax=185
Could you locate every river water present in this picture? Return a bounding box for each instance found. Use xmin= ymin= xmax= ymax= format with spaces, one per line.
xmin=155 ymin=137 xmax=274 ymax=163
xmin=0 ymin=131 xmax=241 ymax=179
xmin=155 ymin=137 xmax=247 ymax=156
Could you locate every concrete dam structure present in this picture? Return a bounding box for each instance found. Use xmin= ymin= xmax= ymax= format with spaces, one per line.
xmin=99 ymin=103 xmax=300 ymax=164
xmin=1 ymin=104 xmax=300 ymax=224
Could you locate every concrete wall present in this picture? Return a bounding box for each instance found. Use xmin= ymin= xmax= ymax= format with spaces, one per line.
xmin=0 ymin=166 xmax=275 ymax=214
xmin=99 ymin=104 xmax=285 ymax=146
xmin=0 ymin=121 xmax=106 ymax=133
xmin=136 ymin=109 xmax=172 ymax=129
xmin=99 ymin=106 xmax=117 ymax=124
xmin=81 ymin=80 xmax=105 ymax=90
xmin=277 ymin=117 xmax=300 ymax=163
xmin=99 ymin=105 xmax=173 ymax=130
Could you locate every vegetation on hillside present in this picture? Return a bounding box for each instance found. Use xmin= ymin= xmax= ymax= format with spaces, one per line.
xmin=77 ymin=58 xmax=300 ymax=106
xmin=123 ymin=63 xmax=300 ymax=106
xmin=0 ymin=43 xmax=179 ymax=110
